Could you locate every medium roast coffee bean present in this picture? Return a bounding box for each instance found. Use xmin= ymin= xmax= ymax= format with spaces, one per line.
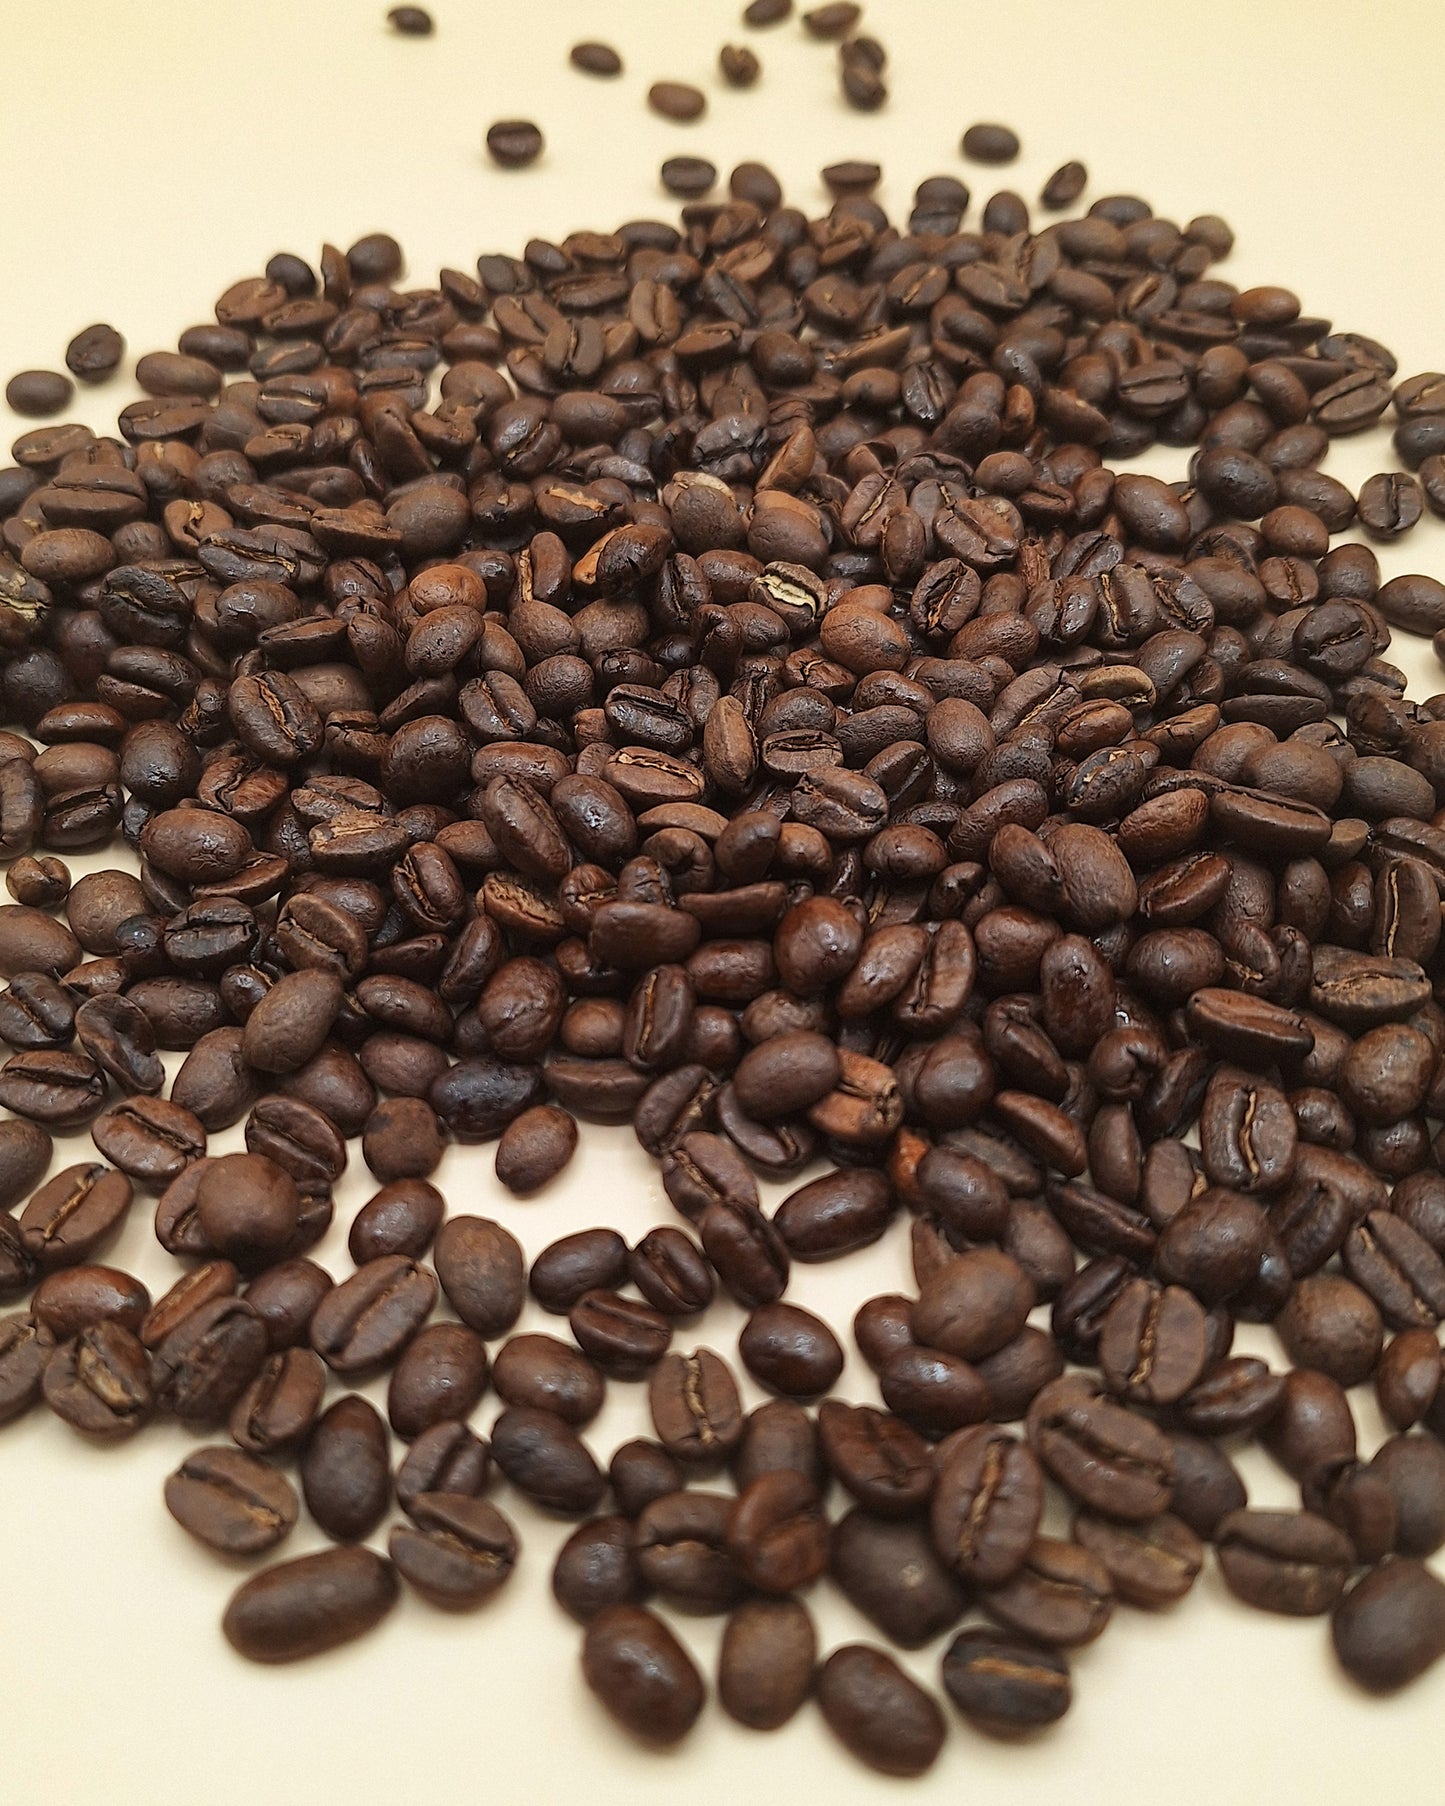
xmin=738 ymin=1301 xmax=843 ymax=1397
xmin=1332 ymin=1559 xmax=1445 ymax=1692
xmin=649 ymin=1348 xmax=743 ymax=1465
xmin=433 ymin=1216 xmax=524 ymax=1336
xmin=718 ymin=1597 xmax=816 ymax=1730
xmin=816 ymin=1644 xmax=946 ymax=1777
xmin=222 ymin=1547 xmax=398 ymax=1663
xmin=490 ymin=1405 xmax=605 ymax=1515
xmin=832 ymin=1510 xmax=968 ymax=1648
xmin=43 ymin=1322 xmax=153 ymax=1440
xmin=165 ymin=1446 xmax=299 ymax=1555
xmin=942 ymin=1627 xmax=1072 ymax=1736
xmin=390 ymin=1494 xmax=519 ymax=1609
xmin=582 ymin=1605 xmax=705 ymax=1745
xmin=1216 ymin=1509 xmax=1355 ymax=1615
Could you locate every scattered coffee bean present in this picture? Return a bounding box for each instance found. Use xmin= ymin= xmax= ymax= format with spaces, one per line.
xmin=648 ymin=83 xmax=706 ymax=122
xmin=486 ymin=121 xmax=544 ymax=169
xmin=570 ymin=42 xmax=622 ymax=77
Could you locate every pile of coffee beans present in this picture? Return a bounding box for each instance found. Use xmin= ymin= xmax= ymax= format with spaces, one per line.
xmin=3 ymin=157 xmax=1445 ymax=1774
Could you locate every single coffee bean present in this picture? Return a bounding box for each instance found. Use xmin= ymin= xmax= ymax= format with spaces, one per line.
xmin=309 ymin=1256 xmax=437 ymax=1375
xmin=647 ymin=82 xmax=706 ymax=122
xmin=0 ymin=1118 xmax=50 ymax=1210
xmin=726 ymin=1469 xmax=830 ymax=1594
xmin=816 ymin=1643 xmax=947 ymax=1778
xmin=490 ymin=1405 xmax=606 ymax=1515
xmin=738 ymin=1301 xmax=843 ymax=1397
xmin=433 ymin=1215 xmax=525 ymax=1336
xmin=831 ymin=1509 xmax=969 ymax=1648
xmin=165 ymin=1445 xmax=299 ymax=1555
xmin=387 ymin=1320 xmax=491 ymax=1440
xmin=942 ymin=1626 xmax=1072 ymax=1736
xmin=649 ymin=1347 xmax=743 ymax=1465
xmin=1027 ymin=1376 xmax=1174 ymax=1521
xmin=1072 ymin=1511 xmax=1204 ymax=1608
xmin=495 ymin=1104 xmax=578 ymax=1194
xmin=390 ymin=1493 xmax=519 ymax=1610
xmin=42 ymin=1321 xmax=152 ymax=1440
xmin=30 ymin=1264 xmax=148 ymax=1342
xmin=20 ymin=1162 xmax=132 ymax=1271
xmin=0 ymin=1312 xmax=55 ymax=1424
xmin=718 ymin=1597 xmax=816 ymax=1730
xmin=243 ymin=1259 xmax=333 ymax=1351
xmin=552 ymin=1515 xmax=644 ymax=1623
xmin=979 ymin=1535 xmax=1114 ymax=1648
xmin=931 ymin=1423 xmax=1044 ymax=1586
xmin=222 ymin=1546 xmax=399 ymax=1663
xmin=570 ymin=41 xmax=622 ymax=76
xmin=1216 ymin=1508 xmax=1355 ymax=1615
xmin=817 ymin=1398 xmax=933 ymax=1517
xmin=301 ymin=1393 xmax=392 ymax=1542
xmin=493 ymin=1331 xmax=604 ymax=1426
xmin=395 ymin=1420 xmax=491 ymax=1516
xmin=152 ymin=1295 xmax=268 ymax=1425
xmin=485 ymin=120 xmax=544 ymax=168
xmin=228 ymin=1346 xmax=326 ymax=1456
xmin=387 ymin=6 xmax=433 ymax=33
xmin=1332 ymin=1559 xmax=1445 ymax=1692
xmin=961 ymin=123 xmax=1021 ymax=164
xmin=582 ymin=1604 xmax=705 ymax=1745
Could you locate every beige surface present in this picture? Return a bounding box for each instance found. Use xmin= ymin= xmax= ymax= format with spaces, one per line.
xmin=1 ymin=1 xmax=1443 ymax=1800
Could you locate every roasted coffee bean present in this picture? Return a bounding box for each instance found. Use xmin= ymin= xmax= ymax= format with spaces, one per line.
xmin=931 ymin=1424 xmax=1044 ymax=1586
xmin=485 ymin=120 xmax=544 ymax=168
xmin=647 ymin=82 xmax=706 ymax=122
xmin=0 ymin=1312 xmax=55 ymax=1424
xmin=570 ymin=41 xmax=622 ymax=76
xmin=816 ymin=1644 xmax=946 ymax=1778
xmin=718 ymin=1597 xmax=817 ymax=1731
xmin=433 ymin=1216 xmax=524 ymax=1337
xmin=726 ymin=1469 xmax=830 ymax=1594
xmin=387 ymin=1320 xmax=490 ymax=1440
xmin=490 ymin=1405 xmax=605 ymax=1515
xmin=309 ymin=1256 xmax=436 ymax=1376
xmin=30 ymin=1265 xmax=148 ymax=1343
xmin=738 ymin=1301 xmax=843 ymax=1397
xmin=494 ymin=1331 xmax=603 ymax=1425
xmin=649 ymin=1348 xmax=743 ymax=1465
xmin=582 ymin=1605 xmax=705 ymax=1745
xmin=980 ymin=1535 xmax=1114 ymax=1648
xmin=222 ymin=1546 xmax=399 ymax=1663
xmin=1072 ymin=1510 xmax=1204 ymax=1608
xmin=1216 ymin=1509 xmax=1355 ymax=1615
xmin=228 ymin=1346 xmax=326 ymax=1456
xmin=348 ymin=1180 xmax=444 ymax=1265
xmin=243 ymin=1259 xmax=333 ymax=1351
xmin=1027 ymin=1377 xmax=1173 ymax=1520
xmin=941 ymin=1627 xmax=1072 ymax=1736
xmin=913 ymin=1249 xmax=1035 ymax=1362
xmin=1369 ymin=1434 xmax=1445 ymax=1557
xmin=43 ymin=1321 xmax=153 ymax=1440
xmin=495 ymin=1104 xmax=578 ymax=1194
xmin=390 ymin=1494 xmax=519 ymax=1610
xmin=0 ymin=1118 xmax=50 ymax=1209
xmin=632 ymin=1488 xmax=744 ymax=1613
xmin=165 ymin=1445 xmax=299 ymax=1555
xmin=831 ymin=1509 xmax=968 ymax=1648
xmin=20 ymin=1162 xmax=132 ymax=1271
xmin=1332 ymin=1559 xmax=1445 ymax=1693
xmin=395 ymin=1420 xmax=491 ymax=1516
xmin=552 ymin=1515 xmax=643 ymax=1623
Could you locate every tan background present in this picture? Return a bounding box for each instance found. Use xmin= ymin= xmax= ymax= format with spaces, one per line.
xmin=1 ymin=1 xmax=1443 ymax=1800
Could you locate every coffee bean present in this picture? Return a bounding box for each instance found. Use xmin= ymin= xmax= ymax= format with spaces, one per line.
xmin=582 ymin=1605 xmax=705 ymax=1745
xmin=43 ymin=1321 xmax=153 ymax=1440
xmin=0 ymin=1118 xmax=51 ymax=1210
xmin=387 ymin=7 xmax=433 ymax=33
xmin=942 ymin=1627 xmax=1072 ymax=1736
xmin=490 ymin=1405 xmax=605 ymax=1515
xmin=718 ymin=1597 xmax=816 ymax=1729
xmin=310 ymin=1256 xmax=436 ymax=1375
xmin=1217 ymin=1508 xmax=1355 ymax=1615
xmin=552 ymin=1515 xmax=643 ymax=1623
xmin=570 ymin=41 xmax=622 ymax=76
xmin=395 ymin=1420 xmax=491 ymax=1516
xmin=1027 ymin=1377 xmax=1173 ymax=1521
xmin=165 ymin=1445 xmax=298 ymax=1555
xmin=719 ymin=45 xmax=760 ymax=88
xmin=222 ymin=1546 xmax=398 ymax=1663
xmin=390 ymin=1494 xmax=518 ymax=1609
xmin=65 ymin=324 xmax=124 ymax=382
xmin=817 ymin=1398 xmax=934 ymax=1517
xmin=649 ymin=1348 xmax=743 ymax=1465
xmin=648 ymin=83 xmax=705 ymax=122
xmin=485 ymin=121 xmax=544 ymax=169
xmin=816 ymin=1644 xmax=946 ymax=1777
xmin=494 ymin=1104 xmax=577 ymax=1195
xmin=6 ymin=371 xmax=74 ymax=417
xmin=832 ymin=1509 xmax=968 ymax=1647
xmin=433 ymin=1216 xmax=523 ymax=1337
xmin=494 ymin=1331 xmax=603 ymax=1425
xmin=1332 ymin=1559 xmax=1445 ymax=1692
xmin=738 ymin=1301 xmax=842 ymax=1397
xmin=931 ymin=1424 xmax=1044 ymax=1585
xmin=961 ymin=123 xmax=1020 ymax=164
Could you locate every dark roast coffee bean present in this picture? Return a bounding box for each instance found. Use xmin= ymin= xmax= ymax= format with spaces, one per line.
xmin=738 ymin=1301 xmax=843 ymax=1397
xmin=931 ymin=1424 xmax=1044 ymax=1586
xmin=0 ymin=1118 xmax=50 ymax=1210
xmin=228 ymin=1347 xmax=326 ymax=1456
xmin=395 ymin=1420 xmax=491 ymax=1515
xmin=433 ymin=1216 xmax=524 ymax=1337
xmin=20 ymin=1162 xmax=132 ymax=1271
xmin=310 ymin=1256 xmax=437 ymax=1375
xmin=494 ymin=1331 xmax=603 ymax=1425
xmin=495 ymin=1104 xmax=578 ymax=1194
xmin=43 ymin=1321 xmax=153 ymax=1440
xmin=980 ymin=1535 xmax=1114 ymax=1648
xmin=30 ymin=1265 xmax=148 ymax=1343
xmin=649 ymin=1348 xmax=743 ymax=1465
xmin=485 ymin=120 xmax=544 ymax=168
xmin=552 ymin=1515 xmax=644 ymax=1623
xmin=387 ymin=1320 xmax=490 ymax=1440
